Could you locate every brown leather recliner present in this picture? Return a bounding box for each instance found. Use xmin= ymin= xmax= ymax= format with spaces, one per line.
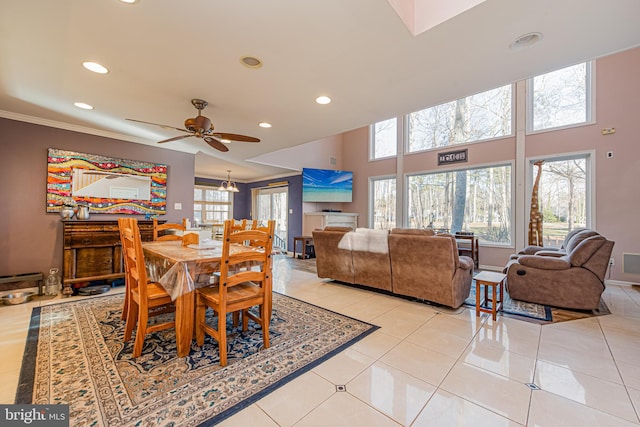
xmin=505 ymin=232 xmax=614 ymax=310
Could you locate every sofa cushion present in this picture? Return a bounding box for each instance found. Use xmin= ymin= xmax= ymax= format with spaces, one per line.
xmin=390 ymin=228 xmax=435 ymax=236
xmin=564 ymin=230 xmax=599 ymax=253
xmin=324 ymin=226 xmax=353 ymax=232
xmin=338 ymin=229 xmax=389 ymax=253
xmin=568 ymin=235 xmax=606 ymax=267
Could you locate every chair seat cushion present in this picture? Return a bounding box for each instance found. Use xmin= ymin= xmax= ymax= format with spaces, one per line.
xmin=198 ymin=282 xmax=263 ymax=305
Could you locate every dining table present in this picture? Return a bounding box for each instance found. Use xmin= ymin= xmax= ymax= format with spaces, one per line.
xmin=142 ymin=239 xmax=264 ymax=358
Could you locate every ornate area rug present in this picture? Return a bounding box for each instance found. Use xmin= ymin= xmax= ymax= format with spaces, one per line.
xmin=16 ymin=293 xmax=378 ymax=426
xmin=464 ymin=281 xmax=553 ymax=321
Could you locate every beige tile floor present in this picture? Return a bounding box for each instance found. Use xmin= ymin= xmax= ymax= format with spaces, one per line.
xmin=1 ymin=271 xmax=640 ymax=426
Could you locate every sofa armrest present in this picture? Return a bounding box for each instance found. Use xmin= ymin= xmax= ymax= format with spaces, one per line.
xmin=458 ymin=256 xmax=474 ymax=270
xmin=517 ymin=255 xmax=571 ymax=270
xmin=518 ymin=245 xmax=548 ymax=255
xmin=534 ymin=250 xmax=567 ymax=257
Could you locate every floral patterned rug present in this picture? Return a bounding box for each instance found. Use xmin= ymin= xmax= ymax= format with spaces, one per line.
xmin=17 ymin=293 xmax=378 ymax=426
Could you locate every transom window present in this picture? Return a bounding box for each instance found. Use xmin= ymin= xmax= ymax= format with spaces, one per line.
xmin=407 ymin=164 xmax=512 ymax=245
xmin=527 ymin=62 xmax=593 ymax=132
xmin=408 ymin=84 xmax=513 ymax=153
xmin=370 ymin=118 xmax=397 ymax=159
xmin=193 ymin=185 xmax=233 ymax=224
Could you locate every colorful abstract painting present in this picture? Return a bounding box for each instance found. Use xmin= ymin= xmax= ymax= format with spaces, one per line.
xmin=46 ymin=148 xmax=167 ymax=214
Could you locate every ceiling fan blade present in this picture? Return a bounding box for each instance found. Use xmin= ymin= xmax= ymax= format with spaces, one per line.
xmin=157 ymin=134 xmax=194 ymax=144
xmin=126 ymin=118 xmax=188 ymax=133
xmin=204 ymin=137 xmax=230 ymax=152
xmin=212 ymin=132 xmax=260 ymax=143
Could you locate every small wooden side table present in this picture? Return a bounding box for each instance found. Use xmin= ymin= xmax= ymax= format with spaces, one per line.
xmin=474 ymin=271 xmax=506 ymax=321
xmin=292 ymin=236 xmax=314 ymax=259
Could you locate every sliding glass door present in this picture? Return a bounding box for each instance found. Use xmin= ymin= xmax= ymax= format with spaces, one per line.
xmin=253 ymin=186 xmax=288 ymax=250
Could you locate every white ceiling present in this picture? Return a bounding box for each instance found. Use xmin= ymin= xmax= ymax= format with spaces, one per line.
xmin=1 ymin=0 xmax=639 ymax=181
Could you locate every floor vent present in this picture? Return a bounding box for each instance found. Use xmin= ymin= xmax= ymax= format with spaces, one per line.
xmin=525 ymin=383 xmax=541 ymax=390
xmin=623 ymin=253 xmax=640 ymax=274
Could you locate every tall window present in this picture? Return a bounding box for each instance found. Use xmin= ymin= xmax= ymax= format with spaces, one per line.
xmin=528 ymin=62 xmax=593 ymax=132
xmin=370 ymin=176 xmax=396 ymax=230
xmin=533 ymin=154 xmax=590 ymax=247
xmin=408 ymin=84 xmax=512 ymax=152
xmin=407 ymin=165 xmax=512 ymax=245
xmin=371 ymin=118 xmax=397 ymax=159
xmin=193 ymin=185 xmax=233 ymax=224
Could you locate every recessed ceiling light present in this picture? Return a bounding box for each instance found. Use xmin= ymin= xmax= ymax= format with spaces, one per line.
xmin=120 ymin=0 xmax=138 ymax=4
xmin=82 ymin=61 xmax=109 ymax=74
xmin=258 ymin=122 xmax=272 ymax=128
xmin=509 ymin=32 xmax=543 ymax=51
xmin=240 ymin=56 xmax=263 ymax=69
xmin=316 ymin=96 xmax=331 ymax=105
xmin=74 ymin=102 xmax=94 ymax=110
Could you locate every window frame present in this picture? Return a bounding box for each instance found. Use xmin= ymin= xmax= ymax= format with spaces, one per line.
xmin=405 ymin=83 xmax=515 ymax=155
xmin=527 ymin=150 xmax=595 ymax=247
xmin=369 ymin=118 xmax=398 ymax=161
xmin=193 ymin=184 xmax=234 ymax=225
xmin=526 ymin=61 xmax=596 ymax=135
xmin=368 ymin=174 xmax=397 ymax=229
xmin=404 ymin=161 xmax=515 ymax=247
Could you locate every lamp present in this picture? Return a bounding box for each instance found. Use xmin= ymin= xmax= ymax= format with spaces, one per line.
xmin=218 ymin=170 xmax=240 ymax=193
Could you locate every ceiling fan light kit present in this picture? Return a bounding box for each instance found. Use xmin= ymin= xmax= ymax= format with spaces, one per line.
xmin=126 ymin=98 xmax=260 ymax=153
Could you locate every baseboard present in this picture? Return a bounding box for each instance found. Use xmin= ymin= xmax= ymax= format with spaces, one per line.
xmin=478 ymin=265 xmax=504 ymax=272
xmin=605 ymin=279 xmax=639 ymax=287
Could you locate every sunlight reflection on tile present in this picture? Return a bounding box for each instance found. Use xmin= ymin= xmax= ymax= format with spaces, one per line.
xmin=413 ymin=389 xmax=523 ymax=426
xmin=348 ymin=361 xmax=436 ymax=425
xmin=535 ymin=360 xmax=638 ymax=422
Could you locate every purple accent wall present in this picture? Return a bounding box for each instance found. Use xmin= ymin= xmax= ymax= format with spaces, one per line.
xmin=0 ymin=118 xmax=195 ymax=277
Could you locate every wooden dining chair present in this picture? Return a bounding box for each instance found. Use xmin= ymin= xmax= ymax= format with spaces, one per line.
xmin=120 ymin=218 xmax=176 ymax=358
xmin=195 ymin=219 xmax=275 ymax=366
xmin=153 ymin=218 xmax=187 ymax=241
xmin=230 ymin=219 xmax=258 ymax=233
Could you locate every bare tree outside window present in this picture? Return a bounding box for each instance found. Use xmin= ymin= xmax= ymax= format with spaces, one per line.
xmin=372 ymin=118 xmax=397 ymax=159
xmin=536 ymin=157 xmax=588 ymax=247
xmin=408 ymin=84 xmax=512 ymax=152
xmin=530 ymin=62 xmax=590 ymax=131
xmin=372 ymin=178 xmax=396 ymax=230
xmin=408 ymin=165 xmax=512 ymax=244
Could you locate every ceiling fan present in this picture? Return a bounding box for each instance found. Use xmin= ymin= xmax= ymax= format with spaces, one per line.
xmin=126 ymin=99 xmax=260 ymax=152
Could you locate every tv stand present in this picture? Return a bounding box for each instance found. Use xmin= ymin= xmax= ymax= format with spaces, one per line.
xmin=303 ymin=212 xmax=358 ymax=235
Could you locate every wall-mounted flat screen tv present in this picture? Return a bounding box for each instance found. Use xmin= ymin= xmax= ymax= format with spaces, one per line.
xmin=302 ymin=168 xmax=353 ymax=202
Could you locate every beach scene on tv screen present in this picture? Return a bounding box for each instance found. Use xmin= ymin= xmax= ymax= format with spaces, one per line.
xmin=302 ymin=168 xmax=353 ymax=202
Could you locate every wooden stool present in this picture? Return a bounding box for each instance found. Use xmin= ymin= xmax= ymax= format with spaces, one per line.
xmin=292 ymin=236 xmax=313 ymax=259
xmin=474 ymin=271 xmax=506 ymax=321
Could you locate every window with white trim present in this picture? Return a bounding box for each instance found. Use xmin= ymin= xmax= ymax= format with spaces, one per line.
xmin=370 ymin=176 xmax=396 ymax=230
xmin=370 ymin=118 xmax=397 ymax=159
xmin=193 ymin=185 xmax=233 ymax=224
xmin=408 ymin=84 xmax=513 ymax=153
xmin=407 ymin=164 xmax=512 ymax=245
xmin=533 ymin=153 xmax=591 ymax=248
xmin=527 ymin=62 xmax=593 ymax=132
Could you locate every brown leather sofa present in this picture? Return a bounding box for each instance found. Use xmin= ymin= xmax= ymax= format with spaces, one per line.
xmin=505 ymin=229 xmax=614 ymax=310
xmin=312 ymin=227 xmax=474 ymax=308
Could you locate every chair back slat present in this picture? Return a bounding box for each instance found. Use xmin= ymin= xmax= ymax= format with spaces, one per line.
xmin=153 ymin=218 xmax=187 ymax=241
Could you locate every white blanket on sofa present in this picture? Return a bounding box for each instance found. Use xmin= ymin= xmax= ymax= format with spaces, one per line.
xmin=337 ymin=228 xmax=389 ymax=254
